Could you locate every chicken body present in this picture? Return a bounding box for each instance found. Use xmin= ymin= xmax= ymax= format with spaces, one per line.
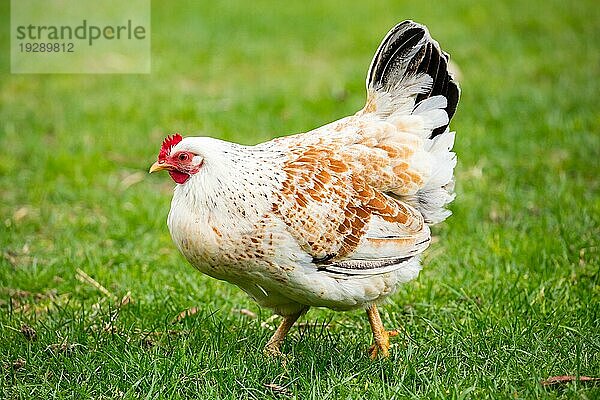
xmin=151 ymin=21 xmax=460 ymax=357
xmin=167 ymin=122 xmax=428 ymax=316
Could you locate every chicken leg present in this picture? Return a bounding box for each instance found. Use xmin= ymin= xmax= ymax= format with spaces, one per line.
xmin=366 ymin=304 xmax=398 ymax=359
xmin=264 ymin=309 xmax=305 ymax=356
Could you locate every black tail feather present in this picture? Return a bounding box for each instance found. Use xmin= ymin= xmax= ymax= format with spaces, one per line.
xmin=367 ymin=20 xmax=460 ymax=138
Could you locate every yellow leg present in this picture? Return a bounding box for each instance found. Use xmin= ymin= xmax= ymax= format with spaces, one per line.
xmin=366 ymin=304 xmax=398 ymax=359
xmin=264 ymin=310 xmax=304 ymax=356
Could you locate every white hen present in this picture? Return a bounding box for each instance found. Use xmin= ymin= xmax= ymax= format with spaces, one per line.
xmin=150 ymin=20 xmax=460 ymax=358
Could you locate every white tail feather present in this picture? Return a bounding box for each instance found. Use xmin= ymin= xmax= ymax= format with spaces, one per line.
xmin=417 ymin=130 xmax=457 ymax=223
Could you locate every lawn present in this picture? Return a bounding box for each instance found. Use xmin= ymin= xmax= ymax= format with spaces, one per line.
xmin=1 ymin=0 xmax=599 ymax=398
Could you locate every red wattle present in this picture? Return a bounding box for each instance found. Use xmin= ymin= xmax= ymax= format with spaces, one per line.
xmin=168 ymin=170 xmax=190 ymax=184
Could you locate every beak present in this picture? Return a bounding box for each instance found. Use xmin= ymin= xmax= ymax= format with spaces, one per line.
xmin=149 ymin=161 xmax=171 ymax=173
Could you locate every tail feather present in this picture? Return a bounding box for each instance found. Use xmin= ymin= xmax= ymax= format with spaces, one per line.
xmin=400 ymin=130 xmax=457 ymax=224
xmin=363 ymin=20 xmax=460 ymax=224
xmin=364 ymin=20 xmax=460 ymax=138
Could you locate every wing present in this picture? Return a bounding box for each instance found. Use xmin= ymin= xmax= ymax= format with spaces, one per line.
xmin=270 ymin=124 xmax=431 ymax=276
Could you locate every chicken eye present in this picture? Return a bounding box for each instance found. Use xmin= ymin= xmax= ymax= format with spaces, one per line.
xmin=178 ymin=153 xmax=189 ymax=162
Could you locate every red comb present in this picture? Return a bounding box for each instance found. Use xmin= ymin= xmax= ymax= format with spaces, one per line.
xmin=158 ymin=134 xmax=183 ymax=161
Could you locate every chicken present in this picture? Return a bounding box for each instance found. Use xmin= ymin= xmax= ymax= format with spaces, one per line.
xmin=150 ymin=20 xmax=459 ymax=358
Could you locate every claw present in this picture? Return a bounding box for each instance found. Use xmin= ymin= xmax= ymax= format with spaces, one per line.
xmin=264 ymin=342 xmax=284 ymax=357
xmin=368 ymin=329 xmax=398 ymax=359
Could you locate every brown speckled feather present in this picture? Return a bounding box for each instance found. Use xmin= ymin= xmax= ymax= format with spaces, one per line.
xmin=271 ymin=115 xmax=427 ymax=262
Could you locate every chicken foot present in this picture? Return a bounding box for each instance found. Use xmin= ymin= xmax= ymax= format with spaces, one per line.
xmin=264 ymin=309 xmax=306 ymax=356
xmin=366 ymin=304 xmax=398 ymax=359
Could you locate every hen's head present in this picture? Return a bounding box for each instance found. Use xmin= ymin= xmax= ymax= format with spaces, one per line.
xmin=149 ymin=134 xmax=205 ymax=184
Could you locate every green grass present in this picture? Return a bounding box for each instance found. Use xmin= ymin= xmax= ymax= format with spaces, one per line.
xmin=1 ymin=0 xmax=599 ymax=398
